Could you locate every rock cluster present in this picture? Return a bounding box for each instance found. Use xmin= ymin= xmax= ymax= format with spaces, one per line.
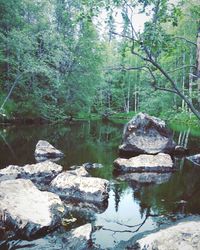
xmin=113 ymin=113 xmax=200 ymax=249
xmin=0 ymin=140 xmax=109 ymax=247
xmin=1 ymin=223 xmax=93 ymax=250
xmin=0 ymin=161 xmax=62 ymax=186
xmin=114 ymin=114 xmax=176 ymax=184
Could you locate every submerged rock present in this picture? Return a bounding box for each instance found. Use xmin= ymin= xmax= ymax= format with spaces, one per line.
xmin=70 ymin=223 xmax=92 ymax=247
xmin=174 ymin=145 xmax=189 ymax=156
xmin=50 ymin=169 xmax=109 ymax=204
xmin=187 ymin=154 xmax=200 ymax=166
xmin=82 ymin=162 xmax=103 ymax=169
xmin=35 ymin=140 xmax=64 ymax=162
xmin=114 ymin=153 xmax=174 ymax=173
xmin=119 ymin=113 xmax=176 ymax=156
xmin=65 ymin=200 xmax=108 ymax=220
xmin=0 ymin=179 xmax=65 ymax=239
xmin=2 ymin=223 xmax=93 ymax=250
xmin=116 ymin=172 xmax=172 ymax=185
xmin=135 ymin=219 xmax=200 ymax=250
xmin=0 ymin=161 xmax=63 ymax=187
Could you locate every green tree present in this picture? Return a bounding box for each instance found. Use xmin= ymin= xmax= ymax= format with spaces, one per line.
xmin=104 ymin=0 xmax=200 ymax=120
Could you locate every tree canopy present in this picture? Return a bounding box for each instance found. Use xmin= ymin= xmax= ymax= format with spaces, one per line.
xmin=0 ymin=0 xmax=199 ymax=123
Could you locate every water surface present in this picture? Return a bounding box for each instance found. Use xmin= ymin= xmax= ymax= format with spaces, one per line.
xmin=0 ymin=121 xmax=200 ymax=249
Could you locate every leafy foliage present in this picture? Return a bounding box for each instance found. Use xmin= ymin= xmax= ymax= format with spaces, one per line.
xmin=0 ymin=0 xmax=199 ymax=123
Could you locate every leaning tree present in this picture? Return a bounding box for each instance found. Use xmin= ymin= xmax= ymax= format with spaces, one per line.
xmin=104 ymin=0 xmax=200 ymax=120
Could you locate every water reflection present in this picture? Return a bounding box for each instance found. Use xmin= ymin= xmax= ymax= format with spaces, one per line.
xmin=0 ymin=121 xmax=200 ymax=249
xmin=133 ymin=162 xmax=200 ymax=216
xmin=0 ymin=121 xmax=121 ymax=170
xmin=115 ymin=172 xmax=172 ymax=185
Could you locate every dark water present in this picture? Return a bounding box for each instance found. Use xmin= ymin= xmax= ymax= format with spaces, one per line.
xmin=0 ymin=121 xmax=200 ymax=249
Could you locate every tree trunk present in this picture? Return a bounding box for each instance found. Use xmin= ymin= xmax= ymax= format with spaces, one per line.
xmin=181 ymin=51 xmax=186 ymax=110
xmin=189 ymin=46 xmax=193 ymax=116
xmin=196 ymin=26 xmax=200 ymax=104
xmin=134 ymin=82 xmax=137 ymax=113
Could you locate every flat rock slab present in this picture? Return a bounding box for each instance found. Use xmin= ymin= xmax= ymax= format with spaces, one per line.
xmin=135 ymin=220 xmax=200 ymax=250
xmin=0 ymin=161 xmax=63 ymax=186
xmin=0 ymin=179 xmax=65 ymax=239
xmin=50 ymin=170 xmax=109 ymax=204
xmin=35 ymin=140 xmax=64 ymax=162
xmin=187 ymin=154 xmax=200 ymax=166
xmin=114 ymin=153 xmax=174 ymax=172
xmin=117 ymin=172 xmax=172 ymax=185
xmin=119 ymin=113 xmax=176 ymax=156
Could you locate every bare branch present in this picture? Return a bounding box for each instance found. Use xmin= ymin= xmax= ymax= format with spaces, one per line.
xmin=123 ymin=0 xmax=139 ymax=40
xmin=131 ymin=48 xmax=151 ymax=62
xmin=167 ymin=65 xmax=197 ymax=74
xmin=147 ymin=57 xmax=200 ymax=119
xmin=101 ymin=208 xmax=158 ymax=234
xmin=106 ymin=65 xmax=149 ymax=72
xmin=0 ymin=71 xmax=28 ymax=113
xmin=154 ymin=86 xmax=178 ymax=94
xmin=174 ymin=36 xmax=197 ymax=47
xmin=102 ymin=215 xmax=148 ymax=234
xmin=111 ymin=31 xmax=136 ymax=42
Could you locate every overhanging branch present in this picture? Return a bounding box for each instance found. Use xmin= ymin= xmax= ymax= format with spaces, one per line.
xmin=174 ymin=36 xmax=197 ymax=47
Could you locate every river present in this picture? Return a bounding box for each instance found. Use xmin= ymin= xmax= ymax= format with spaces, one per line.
xmin=0 ymin=120 xmax=200 ymax=249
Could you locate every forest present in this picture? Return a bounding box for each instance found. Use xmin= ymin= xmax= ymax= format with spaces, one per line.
xmin=0 ymin=0 xmax=200 ymax=125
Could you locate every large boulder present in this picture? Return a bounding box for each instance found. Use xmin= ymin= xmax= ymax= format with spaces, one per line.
xmin=0 ymin=179 xmax=65 ymax=239
xmin=35 ymin=140 xmax=64 ymax=162
xmin=187 ymin=154 xmax=200 ymax=166
xmin=135 ymin=219 xmax=200 ymax=250
xmin=50 ymin=168 xmax=109 ymax=204
xmin=119 ymin=113 xmax=176 ymax=156
xmin=0 ymin=161 xmax=63 ymax=187
xmin=114 ymin=153 xmax=174 ymax=173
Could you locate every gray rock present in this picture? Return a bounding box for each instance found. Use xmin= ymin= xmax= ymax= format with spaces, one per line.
xmin=35 ymin=156 xmax=62 ymax=163
xmin=114 ymin=153 xmax=174 ymax=172
xmin=70 ymin=223 xmax=92 ymax=245
xmin=65 ymin=200 xmax=108 ymax=219
xmin=117 ymin=172 xmax=172 ymax=184
xmin=35 ymin=140 xmax=64 ymax=162
xmin=2 ymin=223 xmax=93 ymax=250
xmin=119 ymin=113 xmax=176 ymax=156
xmin=0 ymin=161 xmax=63 ymax=186
xmin=50 ymin=170 xmax=109 ymax=204
xmin=0 ymin=179 xmax=65 ymax=239
xmin=67 ymin=166 xmax=90 ymax=177
xmin=187 ymin=154 xmax=200 ymax=166
xmin=82 ymin=162 xmax=103 ymax=169
xmin=135 ymin=220 xmax=200 ymax=250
